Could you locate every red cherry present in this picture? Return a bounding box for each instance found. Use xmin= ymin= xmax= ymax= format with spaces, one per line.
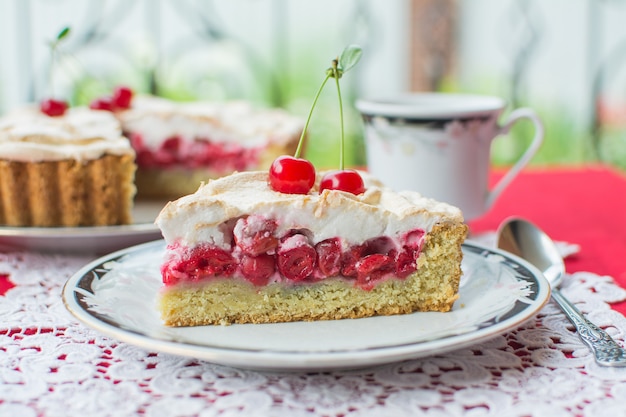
xmin=276 ymin=234 xmax=316 ymax=281
xmin=240 ymin=254 xmax=275 ymax=286
xmin=161 ymin=266 xmax=182 ymax=286
xmin=89 ymin=97 xmax=115 ymax=112
xmin=112 ymin=86 xmax=133 ymax=109
xmin=395 ymin=229 xmax=425 ymax=278
xmin=233 ymin=215 xmax=279 ymax=256
xmin=341 ymin=244 xmax=365 ymax=277
xmin=199 ymin=247 xmax=237 ymax=276
xmin=356 ymin=254 xmax=395 ymax=288
xmin=161 ymin=136 xmax=182 ymax=153
xmin=320 ymin=170 xmax=365 ymax=195
xmin=174 ymin=246 xmax=237 ymax=279
xmin=315 ymin=238 xmax=343 ymax=277
xmin=268 ymin=155 xmax=316 ymax=194
xmin=396 ymin=249 xmax=418 ymax=278
xmin=40 ymin=99 xmax=68 ymax=117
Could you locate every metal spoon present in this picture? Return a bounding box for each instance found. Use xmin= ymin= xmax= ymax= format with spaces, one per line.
xmin=497 ymin=217 xmax=626 ymax=367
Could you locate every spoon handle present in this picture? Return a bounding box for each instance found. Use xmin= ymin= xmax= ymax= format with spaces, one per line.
xmin=551 ymin=289 xmax=626 ymax=367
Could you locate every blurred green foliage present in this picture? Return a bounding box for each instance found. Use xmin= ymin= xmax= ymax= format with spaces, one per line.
xmin=68 ymin=51 xmax=626 ymax=173
xmin=491 ymin=103 xmax=596 ymax=168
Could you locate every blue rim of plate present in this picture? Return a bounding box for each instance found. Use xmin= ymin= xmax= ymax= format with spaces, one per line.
xmin=62 ymin=239 xmax=551 ymax=371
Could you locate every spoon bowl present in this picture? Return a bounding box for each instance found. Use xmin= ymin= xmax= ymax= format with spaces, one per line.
xmin=497 ymin=217 xmax=626 ymax=367
xmin=497 ymin=218 xmax=565 ymax=288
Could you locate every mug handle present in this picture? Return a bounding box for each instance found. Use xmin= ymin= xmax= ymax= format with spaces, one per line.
xmin=486 ymin=108 xmax=545 ymax=209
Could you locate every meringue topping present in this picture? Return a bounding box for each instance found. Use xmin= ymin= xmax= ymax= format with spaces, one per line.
xmin=0 ymin=106 xmax=134 ymax=162
xmin=156 ymin=171 xmax=464 ymax=249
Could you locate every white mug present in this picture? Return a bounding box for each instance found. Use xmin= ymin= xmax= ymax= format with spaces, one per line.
xmin=356 ymin=93 xmax=544 ymax=221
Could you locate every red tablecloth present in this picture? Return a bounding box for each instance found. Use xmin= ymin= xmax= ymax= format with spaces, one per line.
xmin=470 ymin=164 xmax=626 ymax=314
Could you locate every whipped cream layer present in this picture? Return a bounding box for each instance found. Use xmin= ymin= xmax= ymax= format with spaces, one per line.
xmin=117 ymin=96 xmax=304 ymax=150
xmin=0 ymin=106 xmax=134 ymax=162
xmin=156 ymin=171 xmax=464 ymax=249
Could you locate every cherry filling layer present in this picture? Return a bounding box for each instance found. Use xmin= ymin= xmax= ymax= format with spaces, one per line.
xmin=161 ymin=214 xmax=426 ymax=291
xmin=129 ymin=133 xmax=261 ymax=173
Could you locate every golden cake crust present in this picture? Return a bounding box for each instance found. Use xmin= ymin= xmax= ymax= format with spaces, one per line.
xmin=0 ymin=154 xmax=136 ymax=227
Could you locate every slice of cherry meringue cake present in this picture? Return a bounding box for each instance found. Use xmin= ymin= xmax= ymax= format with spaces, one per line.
xmin=155 ymin=170 xmax=467 ymax=326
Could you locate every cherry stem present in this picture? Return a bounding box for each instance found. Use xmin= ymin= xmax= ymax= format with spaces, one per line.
xmin=333 ymin=66 xmax=345 ymax=171
xmin=49 ymin=48 xmax=55 ymax=97
xmin=295 ymin=74 xmax=331 ymax=158
xmin=48 ymin=27 xmax=70 ymax=99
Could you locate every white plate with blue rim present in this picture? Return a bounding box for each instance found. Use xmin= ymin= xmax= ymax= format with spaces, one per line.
xmin=62 ymin=239 xmax=550 ymax=371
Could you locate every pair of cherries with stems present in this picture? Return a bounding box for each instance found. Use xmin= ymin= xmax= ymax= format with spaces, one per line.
xmin=269 ymin=45 xmax=365 ymax=196
xmin=39 ymin=26 xmax=134 ymax=117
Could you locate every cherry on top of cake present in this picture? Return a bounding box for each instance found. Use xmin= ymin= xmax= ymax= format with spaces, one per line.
xmin=267 ymin=45 xmax=365 ymax=197
xmin=89 ymin=86 xmax=134 ymax=113
xmin=40 ymin=86 xmax=132 ymax=119
xmin=36 ymin=85 xmax=132 ymax=121
xmin=40 ymin=99 xmax=68 ymax=117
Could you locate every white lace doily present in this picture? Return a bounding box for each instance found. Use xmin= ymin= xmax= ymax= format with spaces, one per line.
xmin=1 ymin=246 xmax=626 ymax=417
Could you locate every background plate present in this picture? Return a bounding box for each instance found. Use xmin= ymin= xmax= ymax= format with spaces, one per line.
xmin=0 ymin=200 xmax=165 ymax=254
xmin=63 ymin=240 xmax=550 ymax=371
